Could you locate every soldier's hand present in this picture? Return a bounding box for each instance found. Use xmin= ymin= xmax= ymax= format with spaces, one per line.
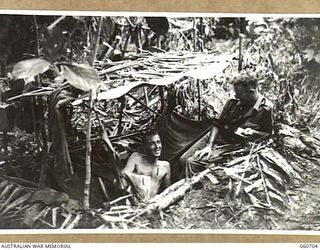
xmin=235 ymin=127 xmax=255 ymax=137
xmin=194 ymin=146 xmax=212 ymax=160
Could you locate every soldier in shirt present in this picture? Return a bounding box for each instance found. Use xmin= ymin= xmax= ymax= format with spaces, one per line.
xmin=180 ymin=73 xmax=274 ymax=177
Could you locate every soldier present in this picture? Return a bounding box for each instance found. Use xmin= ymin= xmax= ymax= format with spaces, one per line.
xmin=122 ymin=131 xmax=171 ymax=201
xmin=180 ymin=73 xmax=274 ymax=177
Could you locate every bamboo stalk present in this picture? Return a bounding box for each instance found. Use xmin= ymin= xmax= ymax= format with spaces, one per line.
xmin=83 ymin=16 xmax=104 ymax=209
xmin=90 ymin=16 xmax=104 ymax=66
xmin=83 ymin=90 xmax=93 ymax=209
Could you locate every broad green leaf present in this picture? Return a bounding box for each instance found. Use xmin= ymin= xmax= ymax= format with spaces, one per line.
xmin=60 ymin=63 xmax=100 ymax=94
xmin=12 ymin=58 xmax=51 ymax=82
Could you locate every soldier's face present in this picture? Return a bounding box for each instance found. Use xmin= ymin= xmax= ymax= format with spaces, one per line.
xmin=144 ymin=134 xmax=162 ymax=158
xmin=234 ymin=84 xmax=257 ymax=105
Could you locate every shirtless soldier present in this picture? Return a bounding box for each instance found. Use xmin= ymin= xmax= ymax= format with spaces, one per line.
xmin=122 ymin=131 xmax=171 ymax=201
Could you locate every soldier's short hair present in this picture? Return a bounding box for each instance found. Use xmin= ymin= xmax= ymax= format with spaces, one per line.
xmin=141 ymin=130 xmax=159 ymax=145
xmin=232 ymin=73 xmax=258 ymax=89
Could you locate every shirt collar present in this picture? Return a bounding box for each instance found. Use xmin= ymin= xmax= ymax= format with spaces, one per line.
xmin=253 ymin=93 xmax=265 ymax=111
xmin=236 ymin=93 xmax=264 ymax=111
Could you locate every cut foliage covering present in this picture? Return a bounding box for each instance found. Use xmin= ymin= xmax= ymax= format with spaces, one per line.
xmin=0 ymin=16 xmax=320 ymax=230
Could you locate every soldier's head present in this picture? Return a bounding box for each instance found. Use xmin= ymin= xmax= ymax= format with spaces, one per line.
xmin=141 ymin=131 xmax=162 ymax=158
xmin=232 ymin=73 xmax=259 ymax=106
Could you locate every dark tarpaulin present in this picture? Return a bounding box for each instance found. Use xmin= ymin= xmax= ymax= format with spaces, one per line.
xmin=157 ymin=111 xmax=213 ymax=180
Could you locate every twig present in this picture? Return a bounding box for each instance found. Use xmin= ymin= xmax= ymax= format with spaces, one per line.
xmin=108 ymin=194 xmax=134 ymax=205
xmin=126 ymin=93 xmax=161 ymax=116
xmin=224 ymin=205 xmax=253 ymax=225
xmin=47 ymin=16 xmax=66 ymax=32
xmin=98 ymin=177 xmax=109 ymax=201
xmin=215 ymin=212 xmax=222 ymax=229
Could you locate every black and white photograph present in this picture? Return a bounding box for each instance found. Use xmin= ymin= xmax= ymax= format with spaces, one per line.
xmin=0 ymin=12 xmax=319 ymax=232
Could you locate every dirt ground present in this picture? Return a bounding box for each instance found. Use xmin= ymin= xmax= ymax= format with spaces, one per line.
xmin=1 ymin=129 xmax=320 ymax=231
xmin=154 ymin=156 xmax=320 ymax=231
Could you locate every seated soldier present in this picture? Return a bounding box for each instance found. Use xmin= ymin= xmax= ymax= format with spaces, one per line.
xmin=180 ymin=73 xmax=274 ymax=177
xmin=122 ymin=131 xmax=171 ymax=201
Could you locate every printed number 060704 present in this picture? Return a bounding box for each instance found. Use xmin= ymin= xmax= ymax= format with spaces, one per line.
xmin=300 ymin=244 xmax=318 ymax=248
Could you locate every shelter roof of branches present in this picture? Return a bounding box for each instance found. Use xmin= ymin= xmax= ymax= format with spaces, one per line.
xmin=86 ymin=51 xmax=235 ymax=147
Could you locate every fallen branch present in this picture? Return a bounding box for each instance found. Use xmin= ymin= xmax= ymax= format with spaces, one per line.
xmin=145 ymin=167 xmax=218 ymax=212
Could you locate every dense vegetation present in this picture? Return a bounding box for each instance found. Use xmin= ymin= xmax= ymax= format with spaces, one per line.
xmin=0 ymin=15 xmax=319 ymax=229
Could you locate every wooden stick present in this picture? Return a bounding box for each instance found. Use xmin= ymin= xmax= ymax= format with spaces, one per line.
xmin=109 ymin=194 xmax=134 ymax=205
xmin=47 ymin=16 xmax=66 ymax=31
xmin=143 ymin=87 xmax=149 ymax=106
xmin=83 ymin=90 xmax=93 ymax=209
xmin=98 ymin=177 xmax=109 ymax=201
xmin=126 ymin=93 xmax=161 ymax=116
